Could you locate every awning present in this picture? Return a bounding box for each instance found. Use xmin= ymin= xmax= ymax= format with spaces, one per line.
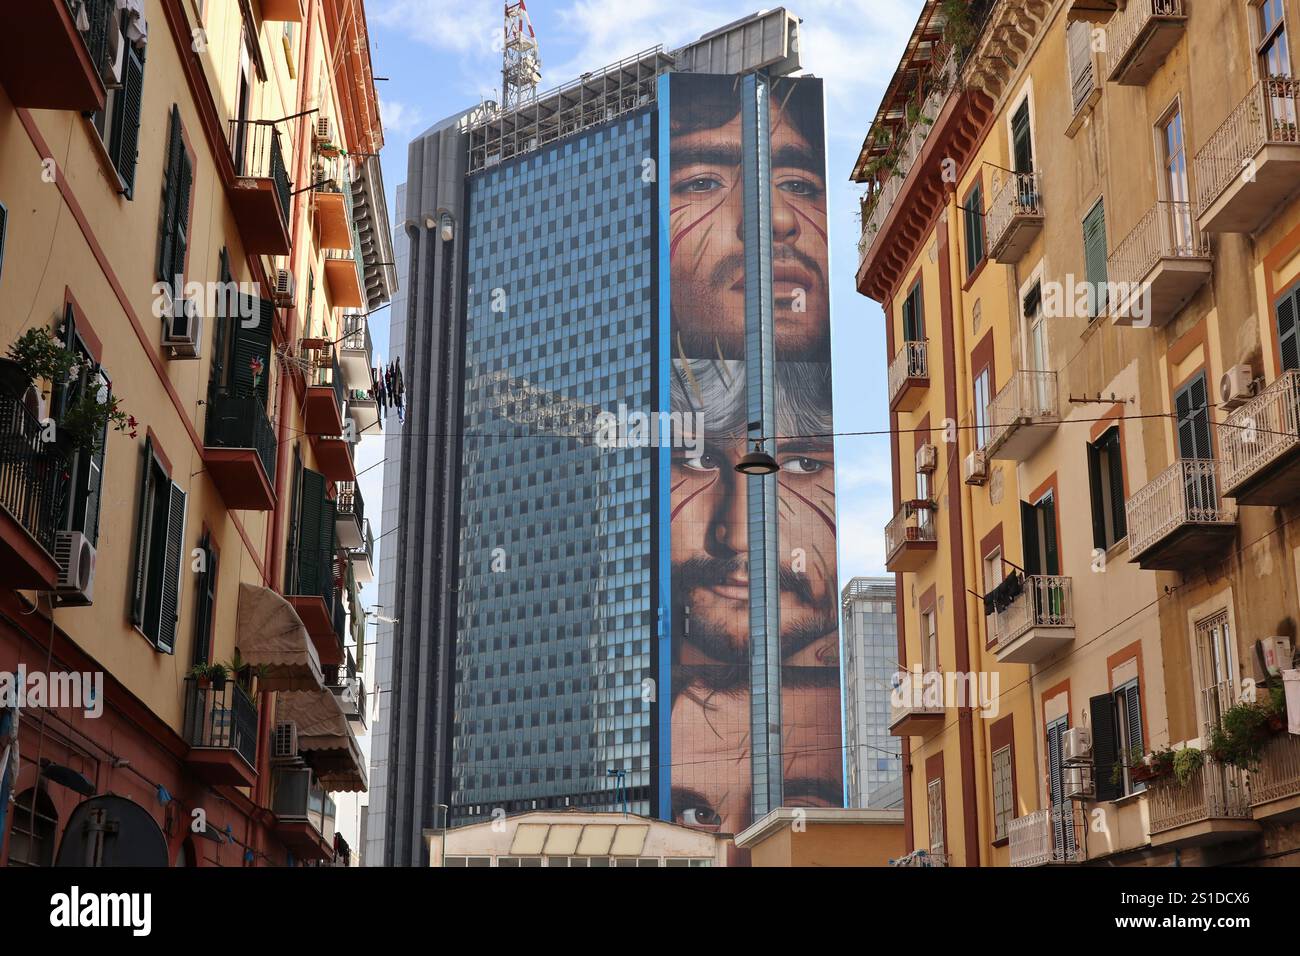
xmin=276 ymin=689 xmax=368 ymax=793
xmin=237 ymin=583 xmax=324 ymax=692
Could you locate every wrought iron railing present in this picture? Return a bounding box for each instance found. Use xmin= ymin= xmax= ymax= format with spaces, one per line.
xmin=337 ymin=480 xmax=364 ymax=528
xmin=203 ymin=388 xmax=278 ymax=482
xmin=1249 ymin=731 xmax=1300 ymax=807
xmin=888 ymin=341 xmax=928 ymax=406
xmin=988 ymin=370 xmax=1058 ymax=451
xmin=1008 ymin=807 xmax=1082 ymax=867
xmin=0 ymin=391 xmax=67 ymax=558
xmin=229 ymin=119 xmax=292 ymax=221
xmin=1148 ymin=760 xmax=1250 ymax=834
xmin=1105 ymin=0 xmax=1184 ymax=80
xmin=884 ymin=500 xmax=937 ymax=562
xmin=341 ymin=313 xmax=372 ymax=357
xmin=1222 ymin=370 xmax=1300 ymax=494
xmin=987 ymin=171 xmax=1042 ymax=255
xmin=992 ymin=575 xmax=1073 ymax=652
xmin=1108 ymin=200 xmax=1209 ymax=296
xmin=182 ymin=678 xmax=258 ymax=769
xmin=1194 ymin=78 xmax=1300 ymax=217
xmin=67 ymin=0 xmax=116 ymax=80
xmin=1125 ymin=459 xmax=1236 ymax=558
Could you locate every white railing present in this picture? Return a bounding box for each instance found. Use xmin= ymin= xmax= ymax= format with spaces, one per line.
xmin=1125 ymin=459 xmax=1236 ymax=558
xmin=888 ymin=341 xmax=928 ymax=405
xmin=1148 ymin=760 xmax=1250 ymax=834
xmin=890 ymin=670 xmax=944 ymax=725
xmin=1008 ymin=807 xmax=1081 ymax=867
xmin=884 ymin=500 xmax=937 ymax=562
xmin=1221 ymin=370 xmax=1300 ymax=494
xmin=993 ymin=575 xmax=1073 ymax=652
xmin=1195 ymin=78 xmax=1300 ymax=217
xmin=987 ymin=170 xmax=1042 ymax=255
xmin=1108 ymin=200 xmax=1209 ymax=292
xmin=1105 ymin=0 xmax=1184 ymax=79
xmin=1249 ymin=731 xmax=1300 ymax=807
xmin=988 ymin=370 xmax=1057 ymax=451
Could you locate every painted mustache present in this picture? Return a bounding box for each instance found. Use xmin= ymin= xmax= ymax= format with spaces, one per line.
xmin=712 ymin=243 xmax=826 ymax=294
xmin=676 ymin=556 xmax=817 ymax=605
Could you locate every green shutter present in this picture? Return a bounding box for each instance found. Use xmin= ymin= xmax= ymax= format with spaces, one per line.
xmin=157 ymin=105 xmax=183 ymax=283
xmin=1020 ymin=500 xmax=1041 ymax=576
xmin=1123 ymin=682 xmax=1144 ymax=775
xmin=1012 ymin=100 xmax=1033 ymax=172
xmin=296 ymin=468 xmax=326 ymax=594
xmin=130 ymin=438 xmax=157 ymax=627
xmin=1087 ymin=439 xmax=1106 ymax=551
xmin=1039 ymin=494 xmax=1059 ymax=576
xmin=1277 ymin=284 xmax=1299 ymax=372
xmin=1091 ymin=693 xmax=1122 ymax=802
xmin=193 ymin=534 xmax=217 ymax=666
xmin=1175 ymin=373 xmax=1211 ymax=460
xmin=1083 ymin=201 xmax=1108 ymax=318
xmin=1107 ymin=429 xmax=1127 ymax=540
xmin=173 ymin=148 xmax=193 ymax=285
xmin=156 ymin=482 xmax=187 ymax=654
xmin=109 ymin=43 xmax=145 ymax=199
xmin=231 ymin=298 xmax=274 ymax=404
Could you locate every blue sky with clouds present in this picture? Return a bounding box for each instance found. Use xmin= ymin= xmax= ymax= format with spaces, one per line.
xmin=357 ymin=0 xmax=918 ymax=596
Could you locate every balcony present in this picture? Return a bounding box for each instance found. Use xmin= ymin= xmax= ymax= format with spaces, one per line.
xmin=314 ymin=172 xmax=354 ymax=251
xmin=311 ymin=435 xmax=356 ymax=483
xmin=1221 ymin=370 xmax=1300 ymax=506
xmin=271 ymin=766 xmax=336 ymax=861
xmin=0 ymin=0 xmax=111 ymax=113
xmin=1104 ymin=0 xmax=1186 ymax=87
xmin=1195 ymin=79 xmax=1300 ymax=234
xmin=1108 ymin=201 xmax=1211 ymax=329
xmin=0 ymin=390 xmax=65 ymax=590
xmin=1248 ymin=731 xmax=1300 ymax=820
xmin=347 ymin=389 xmax=381 ymax=438
xmin=229 ymin=120 xmax=292 ymax=256
xmin=888 ymin=671 xmax=944 ymax=738
xmin=986 ymin=171 xmax=1043 ymax=264
xmin=257 ymin=0 xmax=304 ymax=25
xmin=202 ymin=389 xmax=278 ymax=511
xmin=1125 ymin=459 xmax=1237 ymax=571
xmin=1147 ymin=760 xmax=1257 ymax=848
xmin=986 ymin=370 xmax=1058 ymax=462
xmin=287 ymin=553 xmax=344 ymax=668
xmin=1008 ymin=808 xmax=1082 ymax=866
xmin=884 ymin=500 xmax=937 ymax=573
xmin=335 ymin=481 xmax=365 ymax=550
xmin=325 ymin=649 xmax=366 ymax=730
xmin=302 ymin=344 xmax=345 ymax=437
xmin=991 ymin=575 xmax=1075 ymax=664
xmin=349 ymin=519 xmax=374 ymax=583
xmin=324 ymin=250 xmax=366 ymax=310
xmin=888 ymin=341 xmax=929 ymax=413
xmin=339 ymin=314 xmax=375 ymax=391
xmin=182 ymin=679 xmax=258 ymax=788
xmin=1066 ymin=0 xmax=1118 ymax=20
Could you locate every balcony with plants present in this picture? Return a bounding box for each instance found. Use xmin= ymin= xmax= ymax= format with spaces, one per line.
xmin=884 ymin=499 xmax=937 ymax=573
xmin=181 ymin=667 xmax=260 ymax=788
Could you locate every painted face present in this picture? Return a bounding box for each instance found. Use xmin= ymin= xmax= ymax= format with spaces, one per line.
xmin=670 ymin=429 xmax=838 ymax=666
xmin=668 ymin=98 xmax=829 ymax=361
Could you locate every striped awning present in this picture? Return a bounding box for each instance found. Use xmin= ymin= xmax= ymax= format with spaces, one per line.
xmin=236 ymin=583 xmax=324 ymax=692
xmin=275 ymin=689 xmax=368 ymax=793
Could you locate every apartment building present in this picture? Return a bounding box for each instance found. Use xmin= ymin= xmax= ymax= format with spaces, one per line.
xmin=0 ymin=0 xmax=391 ymax=866
xmin=842 ymin=577 xmax=903 ymax=808
xmin=857 ymin=0 xmax=1300 ymax=867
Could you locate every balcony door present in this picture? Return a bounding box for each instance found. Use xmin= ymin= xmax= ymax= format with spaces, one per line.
xmin=1175 ymin=372 xmax=1217 ymax=516
xmin=1011 ymin=98 xmax=1034 ymax=174
xmin=1158 ymin=106 xmax=1193 ymax=254
xmin=1258 ymin=0 xmax=1296 ymax=130
xmin=1194 ymin=610 xmax=1237 ymax=738
xmin=1045 ymin=715 xmax=1076 ymax=861
xmin=1020 ymin=493 xmax=1059 ymax=577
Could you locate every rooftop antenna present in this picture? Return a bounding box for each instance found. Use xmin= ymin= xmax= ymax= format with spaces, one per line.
xmin=503 ymin=0 xmax=542 ymax=109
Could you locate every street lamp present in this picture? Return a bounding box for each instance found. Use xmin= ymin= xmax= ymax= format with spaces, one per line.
xmin=735 ymin=440 xmax=780 ymax=476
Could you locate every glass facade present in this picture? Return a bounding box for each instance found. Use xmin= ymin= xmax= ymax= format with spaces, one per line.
xmin=452 ymin=113 xmax=657 ymax=821
xmin=841 ymin=577 xmax=902 ymax=808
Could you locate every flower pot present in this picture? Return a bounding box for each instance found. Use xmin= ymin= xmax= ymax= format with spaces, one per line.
xmin=211 ymin=675 xmax=227 ymax=691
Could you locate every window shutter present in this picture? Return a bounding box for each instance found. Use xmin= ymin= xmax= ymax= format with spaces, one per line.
xmin=173 ymin=148 xmax=193 ymax=286
xmin=1083 ymin=202 xmax=1108 ymax=317
xmin=1039 ymin=495 xmax=1059 ymax=576
xmin=1278 ymin=285 xmax=1300 ymax=372
xmin=1020 ymin=500 xmax=1041 ymax=576
xmin=1107 ymin=429 xmax=1127 ymax=540
xmin=0 ymin=201 xmax=7 ymax=282
xmin=296 ymin=468 xmax=326 ymax=594
xmin=109 ymin=43 xmax=145 ymax=198
xmin=1123 ymin=682 xmax=1144 ymax=767
xmin=210 ymin=248 xmax=232 ymax=396
xmin=1091 ymin=693 xmax=1122 ymax=802
xmin=1012 ymin=101 xmax=1033 ymax=172
xmin=157 ymin=105 xmax=183 ymax=283
xmin=231 ymin=298 xmax=274 ymax=404
xmin=193 ymin=535 xmax=217 ymax=667
xmin=156 ymin=482 xmax=187 ymax=655
xmin=1175 ymin=373 xmax=1211 ymax=460
xmin=1175 ymin=383 xmax=1195 ymax=459
xmin=1087 ymin=440 xmax=1107 ymax=550
xmin=80 ymin=431 xmax=106 ymax=547
xmin=130 ymin=437 xmax=157 ymax=627
xmin=1046 ymin=719 xmax=1068 ymax=854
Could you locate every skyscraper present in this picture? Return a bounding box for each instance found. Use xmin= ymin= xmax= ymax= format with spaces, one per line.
xmin=377 ymin=8 xmax=842 ymax=866
xmin=841 ymin=578 xmax=902 ymax=809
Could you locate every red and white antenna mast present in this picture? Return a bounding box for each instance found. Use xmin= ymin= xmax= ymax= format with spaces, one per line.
xmin=503 ymin=1 xmax=542 ymax=109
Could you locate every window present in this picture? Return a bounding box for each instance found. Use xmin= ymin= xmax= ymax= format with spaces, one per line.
xmin=1195 ymin=610 xmax=1236 ymax=737
xmin=1045 ymin=715 xmax=1076 ymax=860
xmin=921 ymin=609 xmax=938 ymax=673
xmin=992 ymin=745 xmax=1014 ymax=842
xmin=983 ymin=546 xmax=1003 ymax=639
xmin=901 ymin=280 xmax=924 ymax=343
xmin=1276 ymin=280 xmax=1300 ymax=372
xmin=973 ymin=365 xmax=991 ymax=448
xmin=1174 ymin=372 xmax=1212 ymax=460
xmin=53 ymin=306 xmax=108 ymax=547
xmin=290 ymin=465 xmax=336 ymax=599
xmin=1082 ymin=199 xmax=1108 ymax=319
xmin=916 ymin=455 xmax=930 ymax=529
xmin=91 ymin=17 xmax=145 ymax=197
xmin=926 ymin=777 xmax=945 ymax=856
xmin=191 ymin=531 xmax=218 ymax=667
xmin=6 ymin=789 xmax=57 ymax=867
xmin=963 ymin=181 xmax=984 ymax=277
xmin=1087 ymin=426 xmax=1127 ymax=550
xmin=130 ymin=435 xmax=187 ymax=653
xmin=157 ymin=106 xmax=193 ymax=288
xmin=1090 ymin=680 xmax=1145 ymax=800
xmin=1011 ymin=98 xmax=1034 ymax=173
xmin=1258 ymin=0 xmax=1292 ymax=79
xmin=1020 ymin=491 xmax=1059 ymax=576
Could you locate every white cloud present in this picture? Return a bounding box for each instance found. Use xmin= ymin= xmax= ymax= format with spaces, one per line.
xmin=378 ymin=97 xmax=424 ymax=137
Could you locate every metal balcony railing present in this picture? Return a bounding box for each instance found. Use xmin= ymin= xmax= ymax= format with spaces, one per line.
xmin=337 ymin=480 xmax=365 ymax=528
xmin=1125 ymin=459 xmax=1236 ymax=559
xmin=988 ymin=370 xmax=1058 ymax=451
xmin=1104 ymin=0 xmax=1184 ymax=79
xmin=1108 ymin=200 xmax=1209 ymax=291
xmin=1148 ymin=760 xmax=1250 ymax=835
xmin=182 ymin=678 xmax=258 ymax=769
xmin=986 ymin=170 xmax=1042 ymax=255
xmin=203 ymin=388 xmax=278 ymax=482
xmin=1249 ymin=731 xmax=1300 ymax=808
xmin=887 ymin=341 xmax=928 ymax=405
xmin=1008 ymin=807 xmax=1082 ymax=866
xmin=230 ymin=119 xmax=291 ymax=220
xmin=272 ymin=766 xmax=336 ymax=842
xmin=1221 ymin=370 xmax=1300 ymax=494
xmin=341 ymin=313 xmax=372 ymax=357
xmin=67 ymin=0 xmax=115 ymax=79
xmin=992 ymin=576 xmax=1073 ymax=653
xmin=884 ymin=500 xmax=936 ymax=559
xmin=0 ymin=391 xmax=67 ymax=558
xmin=1194 ymin=78 xmax=1300 ymax=217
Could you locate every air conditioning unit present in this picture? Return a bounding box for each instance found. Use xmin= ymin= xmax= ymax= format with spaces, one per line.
xmin=273 ymin=268 xmax=296 ymax=308
xmin=53 ymin=531 xmax=96 ymax=606
xmin=272 ymin=721 xmax=299 ymax=762
xmin=1063 ymin=726 xmax=1092 ymax=763
xmin=1219 ymin=365 xmax=1255 ymax=411
xmin=963 ymin=450 xmax=988 ymax=486
xmin=314 ymin=116 xmax=333 ymax=144
xmin=915 ymin=443 xmax=938 ymax=474
xmin=164 ymin=304 xmax=202 ymax=359
xmin=1065 ymin=765 xmax=1094 ymax=800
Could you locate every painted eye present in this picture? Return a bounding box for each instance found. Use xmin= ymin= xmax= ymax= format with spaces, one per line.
xmin=680 ymin=807 xmax=721 ymax=826
xmin=776 ymin=178 xmax=818 ymax=197
xmin=681 ymin=454 xmax=720 ymax=473
xmin=781 ymin=456 xmax=825 ymax=474
xmin=679 ymin=175 xmax=723 ymax=194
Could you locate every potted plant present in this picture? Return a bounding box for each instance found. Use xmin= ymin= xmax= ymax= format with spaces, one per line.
xmin=189 ymin=663 xmax=213 ymax=688
xmin=56 ymin=386 xmax=135 ymax=461
xmin=1172 ymin=747 xmax=1204 ymax=787
xmin=207 ymin=662 xmax=230 ymax=691
xmin=1265 ymin=685 xmax=1287 ymax=733
xmin=1211 ymin=699 xmax=1273 ymax=770
xmin=3 ymin=327 xmax=81 ymax=397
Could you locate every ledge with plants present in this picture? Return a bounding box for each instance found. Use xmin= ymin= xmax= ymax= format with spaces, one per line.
xmin=1208 ymin=686 xmax=1288 ymax=771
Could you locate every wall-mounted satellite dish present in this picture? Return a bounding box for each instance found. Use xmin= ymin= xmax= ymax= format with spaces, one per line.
xmin=54 ymin=795 xmax=168 ymax=867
